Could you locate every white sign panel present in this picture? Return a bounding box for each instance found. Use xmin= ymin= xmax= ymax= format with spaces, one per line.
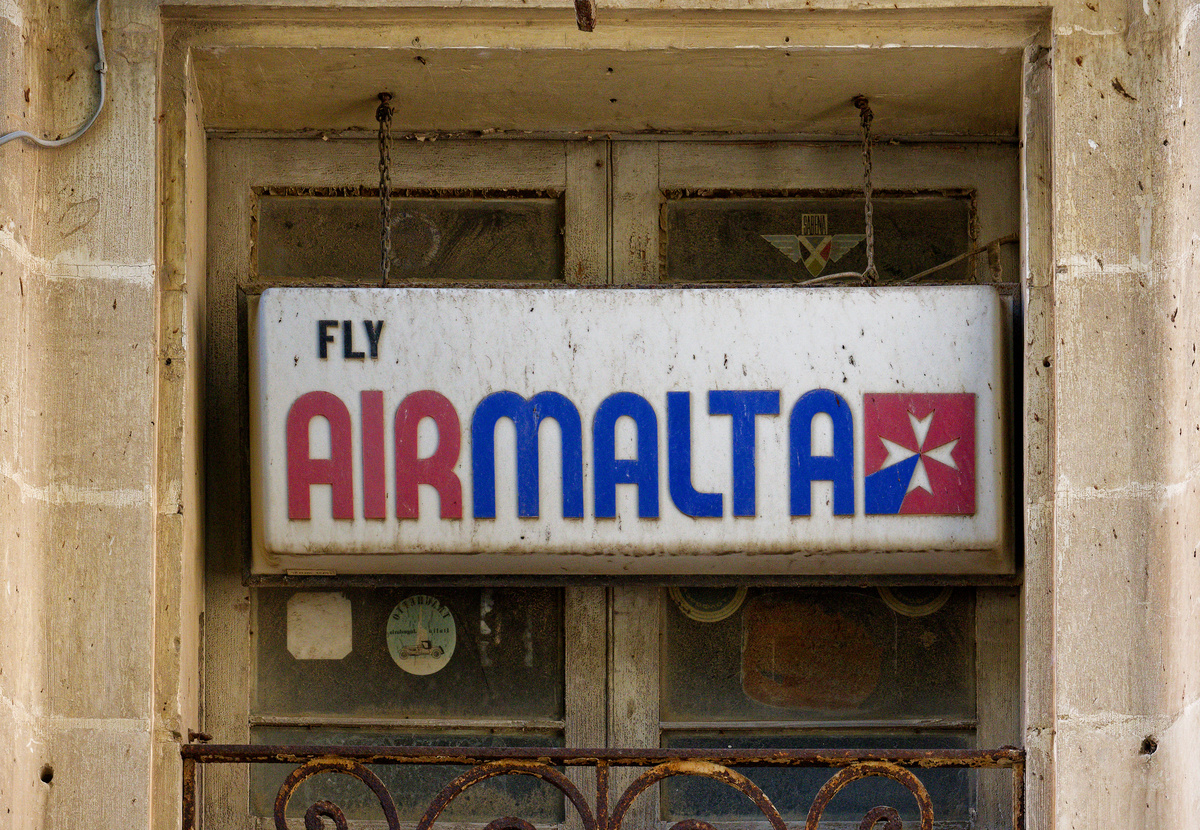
xmin=250 ymin=286 xmax=1010 ymax=576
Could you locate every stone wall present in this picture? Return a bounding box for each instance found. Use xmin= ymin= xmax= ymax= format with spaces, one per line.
xmin=1 ymin=1 xmax=1199 ymax=829
xmin=1050 ymin=5 xmax=1156 ymax=830
xmin=1149 ymin=1 xmax=1200 ymax=826
xmin=1 ymin=2 xmax=52 ymax=826
xmin=0 ymin=0 xmax=159 ymax=827
xmin=1047 ymin=2 xmax=1200 ymax=829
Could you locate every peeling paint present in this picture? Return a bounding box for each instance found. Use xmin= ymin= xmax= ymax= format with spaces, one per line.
xmin=1 ymin=462 xmax=151 ymax=507
xmin=0 ymin=226 xmax=155 ymax=285
xmin=0 ymin=0 xmax=20 ymax=29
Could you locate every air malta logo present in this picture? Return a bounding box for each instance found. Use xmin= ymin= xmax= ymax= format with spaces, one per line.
xmin=863 ymin=393 xmax=976 ymax=515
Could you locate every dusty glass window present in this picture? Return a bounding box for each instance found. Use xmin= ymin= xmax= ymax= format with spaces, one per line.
xmin=256 ymin=194 xmax=565 ymax=282
xmin=254 ymin=588 xmax=564 ymax=719
xmin=663 ymin=194 xmax=974 ymax=283
xmin=251 ymin=587 xmax=565 ymax=821
xmin=661 ymin=586 xmax=976 ymax=823
xmin=662 ymin=587 xmax=974 ymax=722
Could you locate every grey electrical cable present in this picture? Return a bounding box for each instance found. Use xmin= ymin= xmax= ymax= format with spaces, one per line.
xmin=0 ymin=0 xmax=107 ymax=148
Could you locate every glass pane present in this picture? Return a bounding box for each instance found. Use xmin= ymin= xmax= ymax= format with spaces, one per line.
xmin=254 ymin=587 xmax=564 ymax=720
xmin=661 ymin=732 xmax=973 ymax=824
xmin=664 ymin=195 xmax=972 ymax=284
xmin=661 ymin=587 xmax=974 ymax=722
xmin=257 ymin=195 xmax=564 ymax=281
xmin=251 ymin=727 xmax=565 ymax=822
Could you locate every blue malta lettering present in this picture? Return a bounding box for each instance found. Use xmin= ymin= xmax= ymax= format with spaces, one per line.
xmin=788 ymin=389 xmax=855 ymax=516
xmin=467 ymin=388 xmax=856 ymax=519
xmin=667 ymin=392 xmax=723 ymax=518
xmin=709 ymin=390 xmax=781 ymax=517
xmin=593 ymin=392 xmax=659 ymax=519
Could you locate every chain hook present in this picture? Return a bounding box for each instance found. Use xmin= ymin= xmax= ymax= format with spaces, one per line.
xmin=377 ymin=92 xmax=394 ymax=288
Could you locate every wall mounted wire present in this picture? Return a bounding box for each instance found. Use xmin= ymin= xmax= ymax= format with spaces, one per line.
xmin=0 ymin=0 xmax=107 ymax=149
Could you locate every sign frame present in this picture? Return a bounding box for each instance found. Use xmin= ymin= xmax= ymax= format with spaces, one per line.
xmin=248 ymin=285 xmax=1013 ymax=578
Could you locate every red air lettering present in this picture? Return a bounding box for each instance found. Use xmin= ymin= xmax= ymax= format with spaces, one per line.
xmin=286 ymin=391 xmax=355 ymax=520
xmin=395 ymin=390 xmax=463 ymax=519
xmin=360 ymin=390 xmax=387 ymax=519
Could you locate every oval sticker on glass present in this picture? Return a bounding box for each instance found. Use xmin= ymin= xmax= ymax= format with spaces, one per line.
xmin=386 ymin=595 xmax=456 ymax=675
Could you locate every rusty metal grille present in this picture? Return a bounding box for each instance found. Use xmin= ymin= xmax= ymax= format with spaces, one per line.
xmin=181 ymin=744 xmax=1024 ymax=830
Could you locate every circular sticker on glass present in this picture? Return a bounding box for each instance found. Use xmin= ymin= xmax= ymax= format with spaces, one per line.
xmin=386 ymin=595 xmax=456 ymax=675
xmin=668 ymin=586 xmax=748 ymax=623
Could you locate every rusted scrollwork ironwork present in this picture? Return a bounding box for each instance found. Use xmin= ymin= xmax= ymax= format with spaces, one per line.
xmin=272 ymin=758 xmax=401 ymax=830
xmin=611 ymin=760 xmax=787 ymax=830
xmin=181 ymin=745 xmax=1024 ymax=830
xmin=416 ymin=760 xmax=598 ymax=830
xmin=804 ymin=762 xmax=933 ymax=830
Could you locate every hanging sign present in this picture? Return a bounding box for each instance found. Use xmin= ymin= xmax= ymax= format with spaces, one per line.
xmin=249 ymin=286 xmax=1010 ymax=576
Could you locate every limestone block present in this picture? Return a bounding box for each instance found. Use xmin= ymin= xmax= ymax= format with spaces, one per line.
xmin=1054 ymin=715 xmax=1153 ymax=830
xmin=152 ymin=511 xmax=203 ymax=740
xmin=1145 ymin=28 xmax=1198 ymax=271
xmin=155 ymin=288 xmax=205 ymax=520
xmin=1054 ymin=491 xmax=1161 ymax=715
xmin=1053 ymin=0 xmax=1127 ymax=37
xmin=32 ymin=13 xmax=157 ymax=266
xmin=39 ymin=1 xmax=93 ymax=118
xmin=104 ymin=0 xmax=160 ymax=29
xmin=38 ymin=500 xmax=154 ymax=721
xmin=1158 ymin=298 xmax=1200 ymax=492
xmin=156 ymin=289 xmax=188 ymax=512
xmin=163 ymin=0 xmax=1127 ymax=34
xmin=1158 ymin=230 xmax=1200 ymax=488
xmin=1054 ymin=268 xmax=1170 ymax=491
xmin=152 ymin=511 xmax=185 ymax=739
xmin=1155 ymin=480 xmax=1200 ymax=709
xmin=151 ymin=737 xmax=183 ymax=830
xmin=0 ymin=702 xmax=18 ymax=830
xmin=0 ymin=476 xmax=44 ymax=713
xmin=0 ymin=701 xmax=51 ymax=830
xmin=1146 ymin=9 xmax=1200 ymax=714
xmin=0 ymin=12 xmax=40 ymax=237
xmin=1148 ymin=153 xmax=1197 ymax=275
xmin=0 ymin=243 xmax=25 ymax=468
xmin=1054 ymin=32 xmax=1150 ymax=268
xmin=41 ymin=719 xmax=151 ymax=830
xmin=18 ymin=272 xmax=155 ymax=494
xmin=1023 ymin=281 xmax=1055 ymax=503
xmin=1155 ymin=698 xmax=1200 ymax=829
xmin=1171 ymin=379 xmax=1200 ymax=472
xmin=1022 ymin=499 xmax=1055 ymax=730
xmin=1020 ymin=727 xmax=1053 ymax=830
xmin=0 ymin=10 xmax=25 ymax=93
xmin=160 ymin=64 xmax=208 ymax=296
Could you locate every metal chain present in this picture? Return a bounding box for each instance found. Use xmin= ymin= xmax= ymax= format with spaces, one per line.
xmin=853 ymin=95 xmax=878 ymax=286
xmin=797 ymin=96 xmax=879 ymax=287
xmin=805 ymin=96 xmax=1016 ymax=287
xmin=376 ymin=93 xmax=394 ymax=288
